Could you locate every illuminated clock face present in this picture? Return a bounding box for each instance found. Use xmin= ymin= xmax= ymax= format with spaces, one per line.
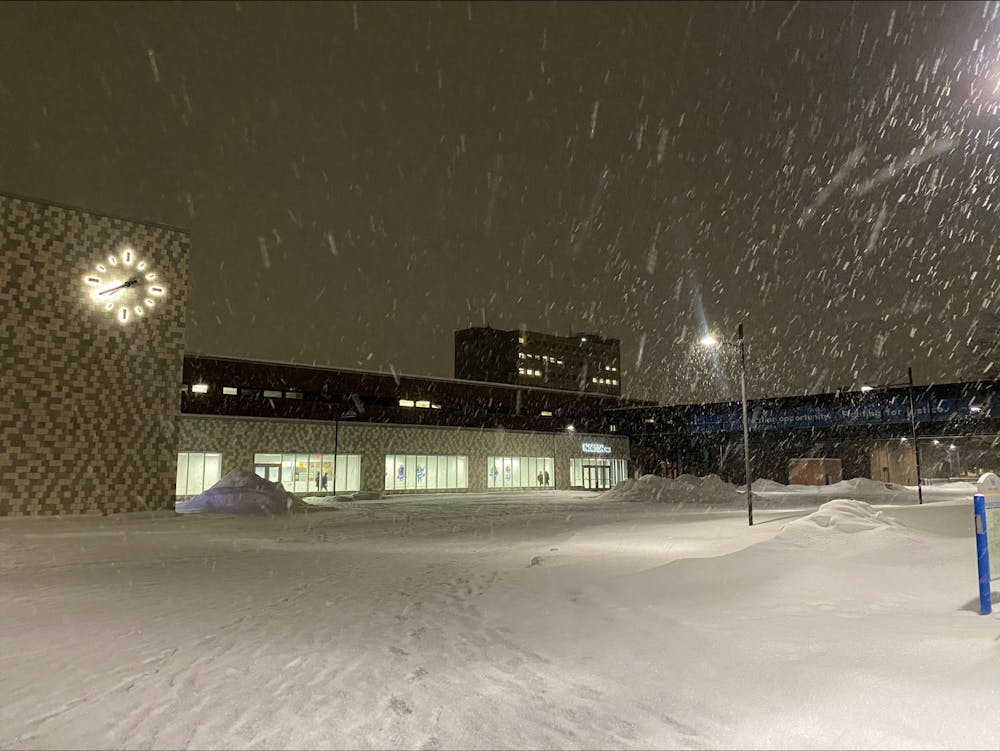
xmin=82 ymin=247 xmax=165 ymax=323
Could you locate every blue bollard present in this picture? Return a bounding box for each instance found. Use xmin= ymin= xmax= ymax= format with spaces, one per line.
xmin=974 ymin=494 xmax=992 ymax=615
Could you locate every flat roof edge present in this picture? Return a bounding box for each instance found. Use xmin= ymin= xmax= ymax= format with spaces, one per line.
xmin=0 ymin=190 xmax=189 ymax=234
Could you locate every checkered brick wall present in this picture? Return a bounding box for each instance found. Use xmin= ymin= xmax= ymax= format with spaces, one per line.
xmin=179 ymin=415 xmax=630 ymax=493
xmin=0 ymin=194 xmax=189 ymax=515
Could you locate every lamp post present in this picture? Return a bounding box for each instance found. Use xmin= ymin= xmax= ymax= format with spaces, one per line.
xmin=701 ymin=322 xmax=753 ymax=526
xmin=332 ymin=408 xmax=357 ymax=495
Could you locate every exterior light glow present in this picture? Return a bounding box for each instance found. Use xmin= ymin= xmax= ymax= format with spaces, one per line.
xmin=192 ymin=384 xmax=209 ymax=394
xmin=566 ymin=424 xmax=576 ymax=432
xmin=860 ymin=385 xmax=874 ymax=392
xmin=949 ymin=444 xmax=957 ymax=450
xmin=415 ymin=400 xmax=431 ymax=408
xmin=932 ymin=439 xmax=941 ymax=445
xmin=398 ymin=399 xmax=415 ymax=408
xmin=699 ymin=335 xmax=718 ymax=347
xmin=540 ymin=410 xmax=553 ymax=416
xmin=971 ymin=405 xmax=983 ymax=413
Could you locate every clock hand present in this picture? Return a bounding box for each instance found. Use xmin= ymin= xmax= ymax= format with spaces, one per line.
xmin=98 ymin=278 xmax=140 ymax=296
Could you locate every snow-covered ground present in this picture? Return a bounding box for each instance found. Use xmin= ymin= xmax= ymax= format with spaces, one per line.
xmin=1 ymin=486 xmax=998 ymax=749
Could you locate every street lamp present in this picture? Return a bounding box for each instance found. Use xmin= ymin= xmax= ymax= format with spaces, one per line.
xmin=701 ymin=322 xmax=753 ymax=526
xmin=332 ymin=408 xmax=358 ymax=495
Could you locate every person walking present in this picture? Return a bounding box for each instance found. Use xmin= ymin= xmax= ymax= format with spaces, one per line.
xmin=537 ymin=471 xmax=544 ymax=486
xmin=321 ymin=472 xmax=328 ymax=491
xmin=315 ymin=471 xmax=321 ymax=491
xmin=543 ymin=469 xmax=550 ymax=487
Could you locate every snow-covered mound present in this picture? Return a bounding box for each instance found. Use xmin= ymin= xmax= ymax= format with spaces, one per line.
xmin=176 ymin=469 xmax=310 ymax=515
xmin=751 ymin=478 xmax=787 ymax=492
xmin=777 ymin=499 xmax=900 ymax=539
xmin=601 ymin=473 xmax=742 ymax=505
xmin=302 ymin=490 xmax=385 ymax=505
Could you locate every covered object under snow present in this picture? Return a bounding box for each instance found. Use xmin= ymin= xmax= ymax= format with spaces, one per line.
xmin=176 ymin=469 xmax=311 ymax=515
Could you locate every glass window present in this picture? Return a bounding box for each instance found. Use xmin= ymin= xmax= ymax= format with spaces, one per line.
xmin=222 ymin=386 xmax=237 ymax=395
xmin=263 ymin=389 xmax=282 ymax=398
xmin=446 ymin=455 xmax=457 ymax=488
xmin=426 ymin=455 xmax=438 ymax=489
xmin=457 ymin=456 xmax=467 ymax=488
xmin=385 ymin=455 xmax=394 ymax=490
xmin=415 ymin=455 xmax=427 ymax=488
xmin=176 ymin=452 xmax=221 ymax=495
xmin=187 ymin=453 xmax=205 ymax=494
xmin=175 ymin=453 xmax=189 ymax=495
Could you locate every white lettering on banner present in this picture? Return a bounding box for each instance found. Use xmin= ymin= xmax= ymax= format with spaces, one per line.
xmin=582 ymin=442 xmax=612 ymax=454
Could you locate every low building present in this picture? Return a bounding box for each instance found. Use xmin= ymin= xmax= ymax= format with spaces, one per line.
xmin=454 ymin=327 xmax=622 ymax=396
xmin=178 ymin=355 xmax=642 ymax=497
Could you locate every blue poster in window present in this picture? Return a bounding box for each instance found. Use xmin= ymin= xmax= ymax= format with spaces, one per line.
xmin=397 ymin=465 xmax=405 ymax=484
xmin=490 ymin=465 xmax=499 ymax=481
xmin=416 ymin=465 xmax=425 ymax=483
xmin=504 ymin=464 xmax=511 ymax=482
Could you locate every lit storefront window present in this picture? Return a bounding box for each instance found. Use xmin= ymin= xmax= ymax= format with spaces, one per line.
xmin=487 ymin=456 xmax=554 ymax=489
xmin=253 ymin=452 xmax=361 ymax=494
xmin=384 ymin=454 xmax=468 ymax=490
xmin=175 ymin=452 xmax=222 ymax=496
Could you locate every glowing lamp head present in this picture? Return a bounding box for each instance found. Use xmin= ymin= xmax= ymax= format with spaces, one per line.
xmin=699 ymin=335 xmax=719 ymax=348
xmin=566 ymin=424 xmax=576 ymax=432
xmin=860 ymin=385 xmax=874 ymax=392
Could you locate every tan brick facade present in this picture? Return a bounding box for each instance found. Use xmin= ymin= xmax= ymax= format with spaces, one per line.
xmin=1 ymin=194 xmax=189 ymax=515
xmin=179 ymin=415 xmax=630 ymax=493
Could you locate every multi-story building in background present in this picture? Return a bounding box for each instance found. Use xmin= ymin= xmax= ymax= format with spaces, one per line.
xmin=454 ymin=327 xmax=622 ymax=396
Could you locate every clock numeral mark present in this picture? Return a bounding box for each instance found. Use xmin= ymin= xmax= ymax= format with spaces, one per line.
xmin=85 ymin=276 xmax=101 ymax=286
xmin=96 ymin=264 xmax=106 ymax=272
xmin=137 ymin=261 xmax=147 ymax=271
xmin=149 ymin=286 xmax=164 ymax=295
xmin=145 ymin=298 xmax=155 ymax=307
xmin=119 ymin=307 xmax=129 ymax=322
xmin=108 ymin=256 xmax=118 ymax=266
xmin=123 ymin=249 xmax=133 ymax=265
xmin=145 ymin=273 xmax=156 ymax=280
xmin=104 ymin=301 xmax=114 ymax=311
xmin=135 ymin=306 xmax=144 ymax=316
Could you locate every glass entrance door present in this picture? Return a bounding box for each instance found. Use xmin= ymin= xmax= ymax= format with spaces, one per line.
xmin=583 ymin=463 xmax=611 ymax=490
xmin=255 ymin=464 xmax=281 ymax=483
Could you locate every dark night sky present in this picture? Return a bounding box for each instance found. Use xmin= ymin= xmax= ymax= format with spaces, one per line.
xmin=2 ymin=1 xmax=999 ymax=403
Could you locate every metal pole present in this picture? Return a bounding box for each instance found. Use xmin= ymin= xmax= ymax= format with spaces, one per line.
xmin=738 ymin=323 xmax=753 ymax=526
xmin=907 ymin=367 xmax=923 ymax=504
xmin=332 ymin=414 xmax=339 ymax=496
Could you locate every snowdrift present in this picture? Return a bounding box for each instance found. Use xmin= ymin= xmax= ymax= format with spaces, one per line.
xmin=777 ymin=499 xmax=901 ymax=540
xmin=176 ymin=469 xmax=312 ymax=515
xmin=604 ymin=473 xmax=974 ymax=508
xmin=601 ymin=473 xmax=743 ymax=505
xmin=302 ymin=490 xmax=385 ymax=505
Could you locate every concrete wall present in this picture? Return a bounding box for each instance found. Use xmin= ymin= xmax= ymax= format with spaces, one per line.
xmin=1 ymin=194 xmax=189 ymax=515
xmin=178 ymin=415 xmax=629 ymax=493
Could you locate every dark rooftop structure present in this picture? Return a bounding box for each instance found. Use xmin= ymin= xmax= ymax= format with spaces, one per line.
xmin=182 ymin=354 xmax=649 ymax=434
xmin=454 ymin=327 xmax=622 ymax=396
